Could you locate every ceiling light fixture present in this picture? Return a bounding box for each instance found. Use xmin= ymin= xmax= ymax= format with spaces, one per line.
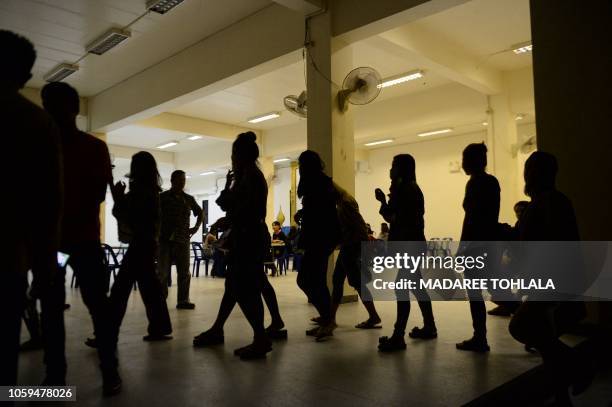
xmin=515 ymin=113 xmax=526 ymax=121
xmin=482 ymin=121 xmax=488 ymax=126
xmin=364 ymin=139 xmax=394 ymax=147
xmin=156 ymin=141 xmax=178 ymax=149
xmin=247 ymin=112 xmax=280 ymax=124
xmin=199 ymin=171 xmax=215 ymax=176
xmin=378 ymin=70 xmax=424 ymax=89
xmin=273 ymin=158 xmax=291 ymax=163
xmin=512 ymin=41 xmax=533 ymax=55
xmin=187 ymin=135 xmax=202 ymax=141
xmin=147 ymin=0 xmax=186 ymax=14
xmin=417 ymin=128 xmax=453 ymax=137
xmin=86 ymin=28 xmax=131 ymax=55
xmin=44 ymin=63 xmax=79 ymax=82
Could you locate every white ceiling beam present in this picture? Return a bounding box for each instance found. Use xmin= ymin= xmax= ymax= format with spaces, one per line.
xmin=136 ymin=113 xmax=255 ymax=142
xmin=89 ymin=4 xmax=304 ymax=132
xmin=373 ymin=24 xmax=503 ymax=95
xmin=108 ymin=144 xmax=174 ymax=165
xmin=272 ymin=0 xmax=322 ymax=14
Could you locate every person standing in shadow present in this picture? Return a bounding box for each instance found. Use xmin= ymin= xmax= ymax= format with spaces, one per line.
xmin=456 ymin=142 xmax=500 ymax=352
xmin=295 ymin=150 xmax=340 ymax=340
xmin=327 ymin=182 xmax=382 ymax=339
xmin=158 ymin=170 xmax=203 ymax=310
xmin=375 ymin=154 xmax=437 ymax=352
xmin=201 ymin=131 xmax=273 ymax=359
xmin=509 ymin=152 xmax=590 ymax=406
xmin=110 ymin=152 xmax=173 ymax=343
xmin=40 ymin=82 xmax=121 ymax=395
xmin=0 ymin=30 xmax=62 ymax=387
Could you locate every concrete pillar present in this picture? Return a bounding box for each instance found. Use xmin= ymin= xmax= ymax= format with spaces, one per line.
xmin=260 ymin=156 xmax=276 ymax=231
xmin=530 ymin=0 xmax=612 ymax=328
xmin=487 ymin=92 xmax=519 ymax=224
xmin=306 ymin=11 xmax=357 ymax=302
xmin=92 ymin=132 xmax=108 ymax=243
xmin=290 ymin=160 xmax=298 ymax=226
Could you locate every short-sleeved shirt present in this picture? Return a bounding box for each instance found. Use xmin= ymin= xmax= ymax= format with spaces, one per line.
xmin=160 ymin=190 xmax=202 ymax=243
xmin=61 ymin=131 xmax=112 ymax=247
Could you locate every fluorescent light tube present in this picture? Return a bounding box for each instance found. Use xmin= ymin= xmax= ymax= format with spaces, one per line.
xmin=86 ymin=28 xmax=131 ymax=55
xmin=364 ymin=139 xmax=394 ymax=146
xmin=378 ymin=70 xmax=424 ymax=89
xmin=247 ymin=112 xmax=280 ymax=124
xmin=147 ymin=0 xmax=186 ymax=14
xmin=512 ymin=42 xmax=533 ymax=54
xmin=156 ymin=141 xmax=178 ymax=149
xmin=199 ymin=171 xmax=215 ymax=176
xmin=44 ymin=63 xmax=79 ymax=82
xmin=273 ymin=158 xmax=290 ymax=163
xmin=417 ymin=128 xmax=453 ymax=137
xmin=187 ymin=135 xmax=202 ymax=141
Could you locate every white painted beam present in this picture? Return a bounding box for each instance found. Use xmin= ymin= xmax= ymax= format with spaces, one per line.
xmin=137 ymin=113 xmax=254 ymax=142
xmin=108 ymin=144 xmax=174 ymax=165
xmin=373 ymin=24 xmax=503 ymax=94
xmin=89 ymin=4 xmax=304 ymax=132
xmin=272 ymin=0 xmax=322 ymax=14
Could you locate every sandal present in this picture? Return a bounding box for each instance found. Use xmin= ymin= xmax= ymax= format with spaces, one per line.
xmin=315 ymin=322 xmax=337 ymax=342
xmin=378 ymin=335 xmax=407 ymax=352
xmin=193 ymin=329 xmax=224 ymax=347
xmin=305 ymin=326 xmax=320 ymax=336
xmin=408 ymin=326 xmax=438 ymax=340
xmin=310 ymin=316 xmax=323 ymax=325
xmin=355 ymin=319 xmax=382 ymax=329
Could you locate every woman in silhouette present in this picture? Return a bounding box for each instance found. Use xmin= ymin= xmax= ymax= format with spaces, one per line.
xmin=110 ymin=152 xmax=172 ymax=343
xmin=375 ymin=154 xmax=437 ymax=352
xmin=296 ymin=150 xmax=339 ymax=339
xmin=212 ymin=131 xmax=273 ymax=359
xmin=456 ymin=143 xmax=500 ymax=352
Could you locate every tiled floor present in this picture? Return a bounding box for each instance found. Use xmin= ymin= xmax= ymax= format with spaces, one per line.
xmin=17 ymin=272 xmax=544 ymax=406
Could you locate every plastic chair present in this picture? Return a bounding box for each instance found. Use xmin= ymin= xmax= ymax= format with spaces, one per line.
xmin=191 ymin=242 xmax=210 ymax=277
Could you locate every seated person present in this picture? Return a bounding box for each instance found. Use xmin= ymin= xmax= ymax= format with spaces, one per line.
xmin=271 ymin=221 xmax=287 ymax=244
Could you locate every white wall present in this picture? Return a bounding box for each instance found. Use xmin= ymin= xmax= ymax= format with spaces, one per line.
xmin=355 ymin=132 xmax=486 ymax=240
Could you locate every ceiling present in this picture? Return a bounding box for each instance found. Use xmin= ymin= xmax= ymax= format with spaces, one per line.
xmin=2 ymin=0 xmax=272 ymax=96
xmin=168 ymin=0 xmax=532 ymax=133
xmin=169 ymin=38 xmax=454 ymax=130
xmin=413 ymin=0 xmax=532 ymax=71
xmin=107 ymin=124 xmax=230 ymax=152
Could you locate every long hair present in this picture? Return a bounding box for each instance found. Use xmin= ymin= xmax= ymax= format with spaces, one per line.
xmin=390 ymin=154 xmax=416 ymax=195
xmin=297 ymin=150 xmax=325 ymax=198
xmin=524 ymin=151 xmax=557 ymax=197
xmin=232 ymin=131 xmax=259 ymax=181
xmin=128 ymin=151 xmax=162 ymax=193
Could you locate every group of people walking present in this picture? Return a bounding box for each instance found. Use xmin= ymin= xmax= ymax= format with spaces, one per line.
xmin=1 ymin=29 xmax=591 ymax=405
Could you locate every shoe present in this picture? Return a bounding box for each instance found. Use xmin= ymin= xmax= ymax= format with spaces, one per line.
xmin=265 ymin=324 xmax=288 ymax=340
xmin=408 ymin=326 xmax=438 ymax=340
xmin=85 ymin=337 xmax=98 ymax=348
xmin=193 ymin=329 xmax=224 ymax=347
xmin=456 ymin=337 xmax=490 ymax=352
xmin=102 ymin=369 xmax=122 ymax=397
xmin=20 ymin=338 xmax=43 ymax=352
xmin=310 ymin=316 xmax=323 ymax=325
xmin=143 ymin=334 xmax=173 ymax=342
xmin=355 ymin=318 xmax=382 ymax=329
xmin=487 ymin=305 xmax=512 ymax=317
xmin=176 ymin=302 xmax=195 ymax=310
xmin=234 ymin=340 xmax=272 ymax=360
xmin=315 ymin=322 xmax=337 ymax=342
xmin=305 ymin=326 xmax=320 ymax=336
xmin=378 ymin=335 xmax=407 ymax=352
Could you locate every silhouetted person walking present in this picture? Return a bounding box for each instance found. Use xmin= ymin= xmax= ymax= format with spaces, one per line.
xmin=509 ymin=151 xmax=590 ymax=406
xmin=41 ymin=82 xmax=121 ymax=394
xmin=193 ymin=216 xmax=286 ymax=348
xmin=456 ymin=143 xmax=500 ymax=352
xmin=0 ymin=30 xmax=62 ymax=386
xmin=111 ymin=152 xmax=172 ymax=343
xmin=158 ymin=170 xmax=203 ymax=309
xmin=328 ymin=182 xmax=381 ymax=339
xmin=211 ymin=131 xmax=273 ymax=359
xmin=375 ymin=154 xmax=437 ymax=352
xmin=296 ymin=151 xmax=340 ymax=340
